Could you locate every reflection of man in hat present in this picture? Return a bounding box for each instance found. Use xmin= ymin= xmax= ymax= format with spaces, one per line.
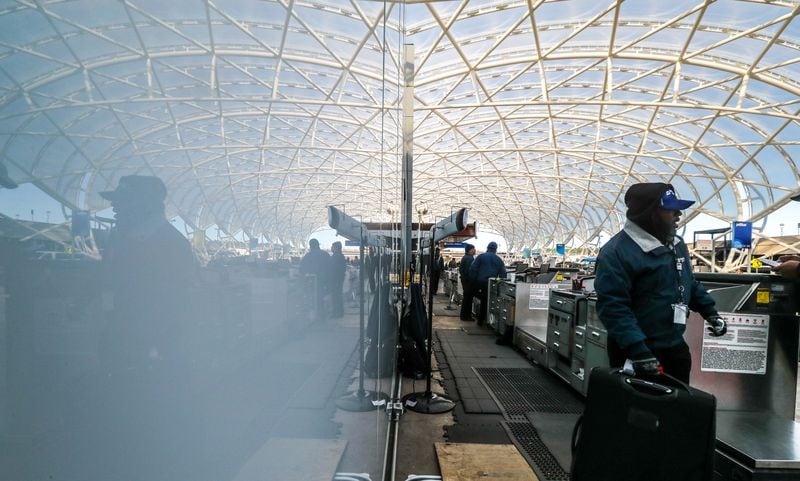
xmin=98 ymin=174 xmax=194 ymax=366
xmin=595 ymin=182 xmax=725 ymax=383
xmin=97 ymin=175 xmax=195 ymax=476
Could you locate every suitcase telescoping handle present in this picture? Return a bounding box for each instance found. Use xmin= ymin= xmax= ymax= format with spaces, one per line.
xmin=625 ymin=377 xmax=673 ymax=395
xmin=639 ymin=370 xmax=692 ymax=392
xmin=618 ymin=369 xmax=693 ymax=397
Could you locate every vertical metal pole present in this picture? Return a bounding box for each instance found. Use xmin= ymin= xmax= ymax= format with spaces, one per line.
xmin=357 ymin=230 xmax=366 ymax=395
xmin=425 ymin=229 xmax=436 ymax=395
xmin=401 ymin=44 xmax=415 ymax=294
xmin=417 ymin=213 xmax=422 ymax=278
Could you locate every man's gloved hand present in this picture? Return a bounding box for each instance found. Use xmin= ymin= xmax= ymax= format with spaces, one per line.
xmin=773 ymin=259 xmax=800 ymax=280
xmin=631 ymin=352 xmax=660 ymax=376
xmin=707 ymin=315 xmax=727 ymax=337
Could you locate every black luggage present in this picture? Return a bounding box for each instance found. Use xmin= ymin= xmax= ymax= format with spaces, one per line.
xmin=571 ymin=367 xmax=716 ymax=481
xmin=399 ymin=283 xmax=428 ymax=379
xmin=364 ymin=282 xmax=397 ymax=378
xmin=364 ymin=337 xmax=395 ymax=378
xmin=398 ymin=335 xmax=426 ymax=379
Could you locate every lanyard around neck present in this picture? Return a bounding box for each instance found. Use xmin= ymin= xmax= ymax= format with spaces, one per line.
xmin=669 ymin=241 xmax=686 ymax=305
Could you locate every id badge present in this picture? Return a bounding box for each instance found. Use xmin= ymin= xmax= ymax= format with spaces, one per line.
xmin=672 ymin=303 xmax=688 ymax=325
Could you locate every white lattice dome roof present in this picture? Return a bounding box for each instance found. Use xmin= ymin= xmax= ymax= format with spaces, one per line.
xmin=1 ymin=0 xmax=799 ymax=247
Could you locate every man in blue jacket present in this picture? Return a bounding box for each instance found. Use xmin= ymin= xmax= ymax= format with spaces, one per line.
xmin=469 ymin=241 xmax=507 ymax=326
xmin=596 ymin=183 xmax=727 ymax=383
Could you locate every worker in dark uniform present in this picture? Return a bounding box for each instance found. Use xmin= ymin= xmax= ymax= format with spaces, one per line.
xmin=595 ymin=182 xmax=726 ymax=383
xmin=97 ymin=175 xmax=196 ymax=480
xmin=469 ymin=241 xmax=506 ymax=326
xmin=459 ymin=243 xmax=476 ymax=321
xmin=329 ymin=241 xmax=346 ymax=318
xmin=430 ymin=247 xmax=444 ymax=295
xmin=300 ymin=238 xmax=330 ymax=319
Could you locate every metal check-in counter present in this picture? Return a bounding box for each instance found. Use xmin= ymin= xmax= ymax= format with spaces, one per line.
xmin=685 ymin=273 xmax=800 ymax=481
xmin=487 ymin=279 xmax=515 ymax=334
xmin=513 ymin=280 xmax=571 ymax=365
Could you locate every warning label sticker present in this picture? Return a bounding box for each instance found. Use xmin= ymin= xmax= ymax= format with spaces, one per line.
xmin=700 ymin=312 xmax=769 ymax=375
xmin=528 ymin=283 xmax=559 ymax=310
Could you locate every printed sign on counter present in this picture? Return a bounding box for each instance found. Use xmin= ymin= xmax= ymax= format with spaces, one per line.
xmin=700 ymin=312 xmax=769 ymax=375
xmin=528 ymin=283 xmax=559 ymax=310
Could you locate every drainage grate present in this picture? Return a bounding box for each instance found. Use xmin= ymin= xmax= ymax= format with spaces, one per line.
xmin=474 ymin=367 xmax=583 ymax=421
xmin=503 ymin=421 xmax=569 ymax=481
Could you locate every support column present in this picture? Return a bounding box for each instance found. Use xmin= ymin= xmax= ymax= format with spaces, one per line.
xmin=401 ymin=44 xmax=415 ymax=292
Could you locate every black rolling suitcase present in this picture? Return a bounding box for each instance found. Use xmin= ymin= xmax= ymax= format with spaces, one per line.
xmin=571 ymin=367 xmax=716 ymax=481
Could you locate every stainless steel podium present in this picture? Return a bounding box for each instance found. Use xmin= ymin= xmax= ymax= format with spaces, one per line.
xmin=689 ymin=273 xmax=800 ymax=480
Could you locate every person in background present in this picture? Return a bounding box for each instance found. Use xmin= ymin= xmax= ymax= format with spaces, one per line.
xmin=459 ymin=244 xmax=476 ymax=321
xmin=431 ymin=247 xmax=444 ymax=295
xmin=329 ymin=241 xmax=346 ymax=318
xmin=469 ymin=241 xmax=507 ymax=326
xmin=595 ymin=182 xmax=726 ymax=383
xmin=300 ymin=238 xmax=330 ymax=320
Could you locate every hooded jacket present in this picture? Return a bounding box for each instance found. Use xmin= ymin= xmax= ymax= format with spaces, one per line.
xmin=469 ymin=250 xmax=507 ymax=288
xmin=595 ymin=220 xmax=718 ymax=355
